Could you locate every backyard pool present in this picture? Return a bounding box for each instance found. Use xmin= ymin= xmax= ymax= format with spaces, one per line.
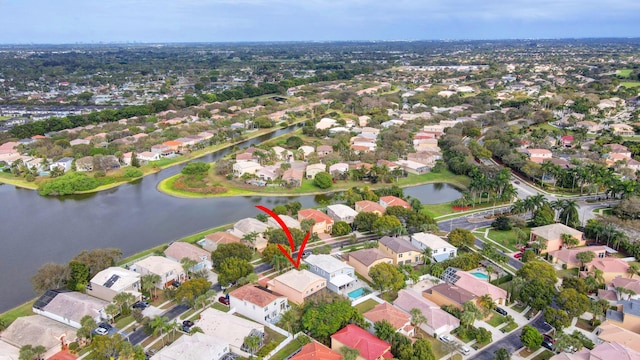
xmin=470 ymin=272 xmax=489 ymax=280
xmin=348 ymin=288 xmax=366 ymax=299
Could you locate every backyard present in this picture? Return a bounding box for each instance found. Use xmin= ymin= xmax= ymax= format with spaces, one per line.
xmin=487 ymin=227 xmax=531 ymax=252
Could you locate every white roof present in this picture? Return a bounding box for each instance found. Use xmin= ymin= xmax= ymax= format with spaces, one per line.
xmin=304 ymin=254 xmax=353 ymax=274
xmin=267 ymin=215 xmax=301 ymax=230
xmin=327 ymin=204 xmax=358 ymax=218
xmin=197 ymin=308 xmax=264 ymax=350
xmin=331 ymin=274 xmax=356 ymax=288
xmin=411 ymin=232 xmax=456 ymax=250
xmin=41 ymin=291 xmax=108 ymax=325
xmin=151 ymin=333 xmax=229 ymax=360
xmin=0 ymin=315 xmax=77 ymax=350
xmin=134 ymin=256 xmax=183 ymax=277
xmin=90 ymin=266 xmax=141 ymax=292
xmin=234 ymin=217 xmax=270 ymax=234
xmin=269 ymin=269 xmax=325 ymax=292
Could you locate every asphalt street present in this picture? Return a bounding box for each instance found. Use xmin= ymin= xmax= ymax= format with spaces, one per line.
xmin=127 ymin=304 xmax=189 ymax=345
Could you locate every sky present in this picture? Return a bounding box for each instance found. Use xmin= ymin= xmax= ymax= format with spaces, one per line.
xmin=1 ymin=0 xmax=639 ymax=44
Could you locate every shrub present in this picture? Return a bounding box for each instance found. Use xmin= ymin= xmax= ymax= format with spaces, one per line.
xmin=256 ymin=341 xmax=278 ymax=357
xmin=93 ymin=170 xmax=106 ymax=178
xmin=182 ymin=161 xmax=210 ymax=175
xmin=123 ymin=168 xmax=143 ymax=178
xmin=68 ymin=342 xmax=79 ymax=353
xmin=38 ymin=172 xmax=100 ymax=196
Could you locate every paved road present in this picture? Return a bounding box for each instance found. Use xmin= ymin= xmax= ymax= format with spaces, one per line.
xmin=127 ymin=304 xmax=190 ymax=345
xmin=468 ymin=313 xmax=552 ymax=360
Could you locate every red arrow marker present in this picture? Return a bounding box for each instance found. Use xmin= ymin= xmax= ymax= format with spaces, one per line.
xmin=256 ymin=205 xmax=311 ymax=269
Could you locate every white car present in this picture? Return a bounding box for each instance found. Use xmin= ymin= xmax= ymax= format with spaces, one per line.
xmin=438 ymin=335 xmax=454 ymax=343
xmin=459 ymin=346 xmax=471 ymax=355
xmin=94 ymin=327 xmax=108 ymax=335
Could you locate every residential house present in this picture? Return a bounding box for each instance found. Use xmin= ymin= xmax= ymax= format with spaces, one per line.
xmin=75 ymin=156 xmax=94 ymax=172
xmin=49 ymin=157 xmax=74 ymax=172
xmin=394 ymin=289 xmax=460 ymax=336
xmin=407 ymin=151 xmax=443 ymax=166
xmin=228 ymin=285 xmax=289 ymax=325
xmin=70 ymin=138 xmax=91 ymax=146
xmin=87 ymin=266 xmax=142 ymax=302
xmin=201 ymin=231 xmax=241 ymax=252
xmin=272 ymin=146 xmax=293 ymax=161
xmin=162 ymin=140 xmax=184 ymax=153
xmin=423 ymin=283 xmax=476 ymax=309
xmin=394 ymin=159 xmax=430 ymax=174
xmin=164 ymin=242 xmax=212 ymax=272
xmin=267 ymin=269 xmax=326 ymax=304
xmin=282 ymin=168 xmax=304 ymax=187
xmin=606 ymin=299 xmax=640 ymax=333
xmin=304 ymin=254 xmax=357 ymax=294
xmin=596 ymin=321 xmax=640 ymax=353
xmin=316 ymin=145 xmax=333 ymax=157
xmin=548 ymin=341 xmax=640 ymax=360
xmin=196 ymin=308 xmax=265 ymax=357
xmin=297 ymin=145 xmax=315 ymax=159
xmin=132 ymin=256 xmax=186 ymax=288
xmin=379 ymin=196 xmax=411 ymax=209
xmin=441 ymin=268 xmax=508 ymax=305
xmin=377 ymin=236 xmax=422 ymax=266
xmin=0 ymin=316 xmax=77 ymax=360
xmin=233 ymin=161 xmax=263 ymax=178
xmin=409 ymin=232 xmax=457 ymax=262
xmin=230 ymin=217 xmax=269 ymax=252
xmin=267 ymin=214 xmax=301 ymax=231
xmin=363 ymin=302 xmax=414 ymax=337
xmin=576 ymin=120 xmax=601 ymax=134
xmin=331 ymin=324 xmax=393 ymax=360
xmin=355 ymin=200 xmax=386 ymax=216
xmin=316 ymin=118 xmax=338 ymax=130
xmin=529 ymin=223 xmax=585 ymax=254
xmin=582 ymin=257 xmax=630 ymax=283
xmin=525 ymin=148 xmax=553 ymax=163
xmin=609 ymin=278 xmax=640 ymax=300
xmin=606 ymin=144 xmax=632 ymax=158
xmin=138 ymin=151 xmax=161 ymax=162
xmin=32 ymin=289 xmax=108 ymax=328
xmin=329 ymin=162 xmax=350 ymax=178
xmin=290 ymin=341 xmax=341 ymax=360
xmin=611 ymin=123 xmax=635 ymax=136
xmin=346 ymin=249 xmax=393 ymax=282
xmin=150 ymin=333 xmax=230 ymax=360
xmin=326 ymin=204 xmax=358 ymax=224
xmin=257 ymin=165 xmax=280 ymax=181
xmin=560 ymin=135 xmax=574 ymax=147
xmin=298 ymin=209 xmax=334 ymax=234
xmin=305 ymin=163 xmax=326 ymax=179
xmin=548 ymin=246 xmax=607 ymax=269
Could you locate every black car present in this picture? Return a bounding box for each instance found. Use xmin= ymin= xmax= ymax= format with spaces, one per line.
xmin=183 ymin=320 xmax=194 ymax=327
xmin=132 ymin=301 xmax=149 ymax=309
xmin=172 ymin=281 xmax=181 ymax=288
xmin=98 ymin=322 xmax=113 ymax=330
xmin=541 ymin=340 xmax=554 ymax=351
xmin=495 ymin=307 xmax=508 ymax=316
xmin=182 ymin=325 xmax=192 ymax=333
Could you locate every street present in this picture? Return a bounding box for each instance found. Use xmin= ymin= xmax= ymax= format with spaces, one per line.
xmin=127 ymin=304 xmax=189 ymax=345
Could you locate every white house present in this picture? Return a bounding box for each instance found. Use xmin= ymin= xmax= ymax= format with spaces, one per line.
xmin=409 ymin=232 xmax=457 ymax=262
xmin=233 ymin=161 xmax=263 ymax=177
xmin=132 ymin=256 xmax=186 ymax=288
xmin=326 ymin=204 xmax=358 ymax=224
xmin=49 ymin=157 xmax=74 ymax=172
xmin=163 ymin=242 xmax=212 ymax=272
xmin=196 ymin=308 xmax=265 ymax=357
xmin=150 ymin=333 xmax=230 ymax=360
xmin=138 ymin=151 xmax=161 ymax=162
xmin=87 ymin=267 xmax=142 ymax=302
xmin=32 ymin=290 xmax=108 ymax=328
xmin=305 ymin=163 xmax=326 ymax=179
xmin=304 ymin=254 xmax=357 ymax=294
xmin=229 ymin=285 xmax=289 ymax=325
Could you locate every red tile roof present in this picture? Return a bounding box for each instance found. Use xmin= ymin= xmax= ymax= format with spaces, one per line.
xmin=380 ymin=196 xmax=411 ymax=209
xmin=364 ymin=302 xmax=411 ymax=330
xmin=291 ymin=341 xmax=341 ymax=360
xmin=298 ymin=209 xmax=334 ymax=225
xmin=229 ymin=285 xmax=283 ymax=307
xmin=331 ymin=324 xmax=391 ymax=360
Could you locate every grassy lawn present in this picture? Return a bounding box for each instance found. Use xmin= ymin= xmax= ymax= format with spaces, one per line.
xmin=453 ymin=330 xmax=474 ymax=343
xmin=269 ymin=336 xmax=310 ymax=360
xmin=487 ymin=228 xmax=531 ymax=252
xmin=115 ymin=315 xmax=135 ymax=329
xmin=532 ymin=350 xmax=555 ymax=360
xmin=512 ymin=303 xmax=527 ymax=313
xmin=524 ymin=308 xmax=537 ymax=319
xmin=355 ymin=299 xmax=379 ymax=314
xmin=415 ymin=329 xmax=449 ymax=359
xmin=0 ymin=299 xmax=35 ymax=327
xmin=519 ymin=348 xmax=539 ymax=357
xmin=557 ymin=268 xmax=579 ymax=278
xmin=486 ymin=313 xmax=506 ymax=327
xmin=380 ymin=291 xmax=398 ymax=303
xmin=621 ymin=81 xmax=640 ymax=88
xmin=212 ymin=302 xmax=230 ymax=312
xmin=575 ymin=318 xmax=595 ymax=332
xmin=502 ymin=321 xmax=519 ymax=333
xmin=617 ymin=69 xmax=633 ymax=77
xmin=265 ymin=327 xmax=287 ymax=347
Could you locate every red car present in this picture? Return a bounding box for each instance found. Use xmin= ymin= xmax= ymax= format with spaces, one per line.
xmin=513 ymin=253 xmax=523 ymax=259
xmin=218 ymin=296 xmax=230 ymax=306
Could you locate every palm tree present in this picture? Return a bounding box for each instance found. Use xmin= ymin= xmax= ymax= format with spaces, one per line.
xmin=105 ymin=303 xmax=119 ymax=324
xmin=409 ymin=308 xmax=427 ymax=336
xmin=628 ymin=264 xmax=639 ymax=279
xmin=485 ymin=265 xmax=495 ymax=282
xmin=558 ymin=199 xmax=580 ymax=227
xmin=243 ymin=334 xmax=262 ymax=358
xmin=150 ymin=316 xmax=169 ymax=347
xmin=141 ymin=274 xmax=161 ymax=299
xmin=180 ymin=257 xmax=198 ymax=277
xmin=340 ymin=346 xmax=360 ymax=360
xmin=477 ymin=294 xmax=495 ymax=317
xmin=594 ymin=269 xmax=605 ymax=287
xmin=113 ymin=292 xmax=136 ymax=315
xmin=32 ymin=345 xmax=46 ymax=360
xmin=561 ymin=233 xmax=579 ymax=249
xmin=271 ymin=253 xmax=288 ymax=273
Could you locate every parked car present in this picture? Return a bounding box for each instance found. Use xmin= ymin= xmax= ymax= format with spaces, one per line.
xmin=513 ymin=252 xmax=523 ymax=259
xmin=218 ymin=296 xmax=230 ymax=306
xmin=544 ymin=334 xmax=556 ymax=344
xmin=132 ymin=301 xmax=149 ymax=309
xmin=541 ymin=340 xmax=554 ymax=351
xmin=495 ymin=307 xmax=508 ymax=316
xmin=172 ymin=281 xmax=181 ymax=288
xmin=302 ymin=250 xmax=313 ymax=258
xmin=182 ymin=325 xmax=192 ymax=333
xmin=438 ymin=335 xmax=454 ymax=344
xmin=94 ymin=327 xmax=108 ymax=335
xmin=459 ymin=346 xmax=471 ymax=355
xmin=183 ymin=320 xmax=194 ymax=327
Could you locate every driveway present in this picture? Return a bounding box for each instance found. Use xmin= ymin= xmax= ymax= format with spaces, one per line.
xmin=467 ymin=313 xmax=552 ymax=360
xmin=127 ymin=304 xmax=190 ymax=345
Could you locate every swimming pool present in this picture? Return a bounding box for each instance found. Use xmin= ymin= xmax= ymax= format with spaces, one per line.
xmin=470 ymin=272 xmax=489 ymax=280
xmin=348 ymin=288 xmax=365 ymax=299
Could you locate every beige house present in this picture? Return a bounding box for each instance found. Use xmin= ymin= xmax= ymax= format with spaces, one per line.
xmin=355 ymin=200 xmax=386 ymax=216
xmin=423 ymin=283 xmax=476 ymax=310
xmin=582 ymin=257 xmax=630 ymax=283
xmin=346 ymin=248 xmax=393 ymax=282
xmin=326 ymin=204 xmax=359 ymax=224
xmin=605 ymin=299 xmax=640 ymax=333
xmin=305 ymin=163 xmax=326 ymax=179
xmin=0 ymin=316 xmax=77 ymax=360
xmin=201 ymin=231 xmax=242 ymax=252
xmin=529 ymin=223 xmax=584 ymax=254
xmin=133 ymin=256 xmax=186 ymax=288
xmin=87 ymin=266 xmax=142 ymax=302
xmin=267 ymin=269 xmax=326 ymax=304
xmin=596 ymin=321 xmax=640 ymax=353
xmin=298 ymin=209 xmax=334 ymax=234
xmin=377 ymin=236 xmax=421 ymax=265
xmin=548 ymin=246 xmax=607 ymax=269
xmin=363 ymin=302 xmax=414 ymax=337
xmin=611 ymin=123 xmax=635 ymax=136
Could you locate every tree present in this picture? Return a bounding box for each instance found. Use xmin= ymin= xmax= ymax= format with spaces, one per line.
xmin=628 ymin=263 xmax=639 ymax=279
xmin=301 ymin=299 xmax=364 ymax=344
xmin=261 ymin=243 xmax=281 ymax=263
xmin=520 ymin=325 xmax=543 ymax=351
xmin=31 ymin=262 xmax=69 ymax=294
xmin=477 ymin=294 xmax=495 ymax=317
xmin=555 ymin=332 xmax=583 ymax=353
xmin=181 ymin=161 xmax=210 ymax=175
xmin=544 ymin=306 xmax=572 ymax=332
xmin=353 ymin=211 xmax=379 ymax=232
xmin=72 ymin=248 xmax=122 ymax=277
xmin=180 ymin=257 xmax=198 ymax=275
xmin=517 ymin=261 xmax=557 ymax=285
xmin=374 ymin=320 xmax=396 ymax=342
xmin=369 ymin=263 xmax=405 ymax=292
xmin=218 ymin=258 xmax=253 ymax=286
xmin=447 ymin=228 xmax=475 ymax=248
xmin=150 ymin=316 xmax=170 ymax=347
xmin=113 ymin=292 xmax=135 ymax=317
xmin=461 ymin=301 xmax=482 ymax=330
xmin=90 ymin=333 xmax=144 ymax=360
xmin=32 ymin=346 xmax=46 ymax=360
xmin=557 ymin=288 xmax=590 ymax=318
xmin=285 ymin=136 xmax=304 ymax=149
xmin=67 ymin=260 xmax=90 ymax=291
xmin=174 ymin=278 xmax=212 ymax=305
xmin=332 ymin=221 xmax=352 ymax=236
xmin=492 ymin=216 xmax=511 ymax=231
xmin=211 ymin=243 xmax=253 ymax=271
xmin=576 ymin=251 xmax=596 ymax=270
xmin=313 ymin=172 xmax=333 ymax=189
xmin=562 ymin=277 xmax=588 ymax=294
xmin=105 ymin=303 xmax=119 ymax=323
xmin=409 ymin=308 xmax=427 ymax=336
xmin=340 ymin=346 xmax=361 ymax=360
xmin=412 ymin=338 xmax=436 ymax=360
xmin=520 ymin=277 xmax=556 ymax=310
xmin=561 ymin=233 xmax=579 ymax=249
xmin=493 ymin=348 xmax=511 ymax=360
xmin=372 ymin=215 xmax=403 ymax=236
xmin=243 ymin=334 xmax=262 ymax=358
xmin=19 ymin=345 xmax=35 ymax=360
xmin=532 ymin=203 xmax=555 ymax=226
xmin=141 ymin=273 xmax=161 ymax=299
